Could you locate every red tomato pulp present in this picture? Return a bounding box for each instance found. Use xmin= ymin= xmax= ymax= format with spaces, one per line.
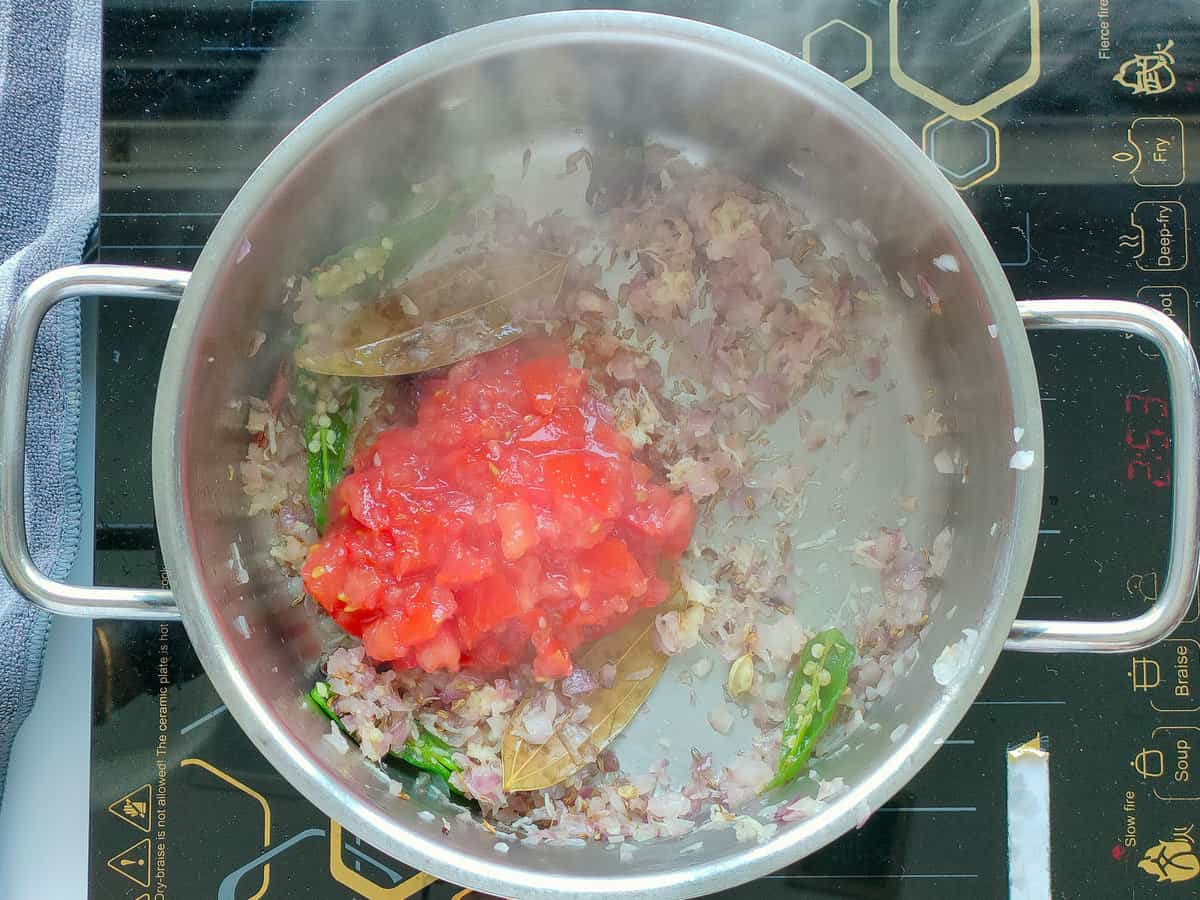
xmin=302 ymin=343 xmax=695 ymax=678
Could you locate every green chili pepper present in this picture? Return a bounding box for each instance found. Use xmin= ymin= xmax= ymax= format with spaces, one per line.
xmin=396 ymin=729 xmax=459 ymax=783
xmin=310 ymin=680 xmax=349 ymax=731
xmin=304 ymin=385 xmax=357 ymax=533
xmin=765 ymin=628 xmax=855 ymax=791
xmin=310 ymin=174 xmax=492 ymax=300
xmin=309 ymin=682 xmax=462 ymax=793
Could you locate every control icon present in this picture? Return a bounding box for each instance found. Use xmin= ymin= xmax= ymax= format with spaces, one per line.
xmin=1115 ymin=40 xmax=1177 ymax=96
xmin=1139 ymin=824 xmax=1198 ymax=883
xmin=1118 ymin=201 xmax=1188 ymax=273
xmin=1113 ymin=117 xmax=1185 ymax=187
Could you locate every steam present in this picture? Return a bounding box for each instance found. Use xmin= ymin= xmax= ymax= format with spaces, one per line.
xmin=221 ymin=2 xmax=1062 ymax=299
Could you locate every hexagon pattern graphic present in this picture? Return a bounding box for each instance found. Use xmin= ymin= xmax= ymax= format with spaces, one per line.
xmin=921 ymin=114 xmax=1001 ymax=190
xmin=803 ymin=19 xmax=873 ymax=90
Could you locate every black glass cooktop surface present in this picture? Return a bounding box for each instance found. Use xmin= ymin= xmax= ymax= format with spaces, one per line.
xmin=92 ymin=2 xmax=1200 ymax=897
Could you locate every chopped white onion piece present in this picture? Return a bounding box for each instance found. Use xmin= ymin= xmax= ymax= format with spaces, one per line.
xmin=794 ymin=527 xmax=838 ymax=551
xmin=932 ymin=628 xmax=979 ymax=686
xmin=1009 ymin=449 xmax=1036 ymax=470
xmin=233 ymin=615 xmax=250 ymax=639
xmin=929 ymin=527 xmax=954 ymax=577
xmin=323 ymin=720 xmax=350 ymax=754
xmin=708 ymin=704 xmax=735 ymax=735
xmin=229 ymin=542 xmax=249 ymax=584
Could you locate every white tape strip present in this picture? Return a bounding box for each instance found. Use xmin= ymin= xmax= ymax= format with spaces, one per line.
xmin=1007 ymin=734 xmax=1051 ymax=899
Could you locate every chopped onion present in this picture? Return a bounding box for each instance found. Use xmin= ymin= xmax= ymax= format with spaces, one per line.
xmin=323 ymin=720 xmax=350 ymax=754
xmin=561 ymin=668 xmax=598 ymax=697
xmin=933 ymin=449 xmax=956 ymax=474
xmin=794 ymin=527 xmax=838 ymax=551
xmin=513 ymin=692 xmax=559 ymax=745
xmin=1009 ymin=449 xmax=1036 ymax=470
xmin=929 ymin=527 xmax=954 ymax=577
xmin=247 ymin=330 xmax=266 ymax=358
xmin=733 ymin=815 xmax=776 ymax=843
xmin=707 ymin=704 xmax=735 ymax=735
xmin=816 ymin=776 xmax=846 ymax=802
xmin=599 ymin=663 xmax=617 ymax=689
xmin=647 ymin=791 xmax=692 ymax=819
xmin=228 ymin=542 xmax=250 ymax=584
xmin=932 ymin=629 xmax=979 ymax=686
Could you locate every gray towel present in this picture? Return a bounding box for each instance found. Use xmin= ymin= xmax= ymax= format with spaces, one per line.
xmin=0 ymin=0 xmax=98 ymax=803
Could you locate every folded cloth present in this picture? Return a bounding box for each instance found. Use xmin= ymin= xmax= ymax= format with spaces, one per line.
xmin=0 ymin=0 xmax=99 ymax=803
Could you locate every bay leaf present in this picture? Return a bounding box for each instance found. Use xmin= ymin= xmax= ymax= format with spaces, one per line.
xmin=296 ymin=249 xmax=567 ymax=377
xmin=502 ymin=609 xmax=668 ymax=792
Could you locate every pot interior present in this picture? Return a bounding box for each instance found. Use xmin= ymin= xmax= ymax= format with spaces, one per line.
xmin=158 ymin=15 xmax=1043 ymax=896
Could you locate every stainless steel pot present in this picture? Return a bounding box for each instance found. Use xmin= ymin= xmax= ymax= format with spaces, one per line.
xmin=3 ymin=12 xmax=1199 ymax=899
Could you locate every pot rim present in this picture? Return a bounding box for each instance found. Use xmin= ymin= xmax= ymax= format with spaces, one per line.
xmin=152 ymin=11 xmax=1044 ymax=898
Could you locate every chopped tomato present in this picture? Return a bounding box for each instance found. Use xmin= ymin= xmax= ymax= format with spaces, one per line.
xmin=302 ymin=341 xmax=695 ymax=676
xmin=342 ymin=566 xmax=383 ymax=612
xmin=532 ymin=637 xmax=572 ymax=680
xmin=572 ymin=537 xmax=647 ymax=602
xmin=414 ymin=625 xmax=462 ymax=672
xmin=496 ymin=501 xmax=539 ymax=560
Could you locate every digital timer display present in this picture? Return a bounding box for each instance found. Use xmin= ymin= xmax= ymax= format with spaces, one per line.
xmin=1124 ymin=393 xmax=1170 ymax=488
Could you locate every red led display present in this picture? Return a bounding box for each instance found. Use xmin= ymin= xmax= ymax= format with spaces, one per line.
xmin=1124 ymin=393 xmax=1170 ymax=488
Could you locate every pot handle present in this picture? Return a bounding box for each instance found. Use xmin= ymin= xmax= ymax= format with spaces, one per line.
xmin=0 ymin=264 xmax=189 ymax=619
xmin=1007 ymin=299 xmax=1200 ymax=652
